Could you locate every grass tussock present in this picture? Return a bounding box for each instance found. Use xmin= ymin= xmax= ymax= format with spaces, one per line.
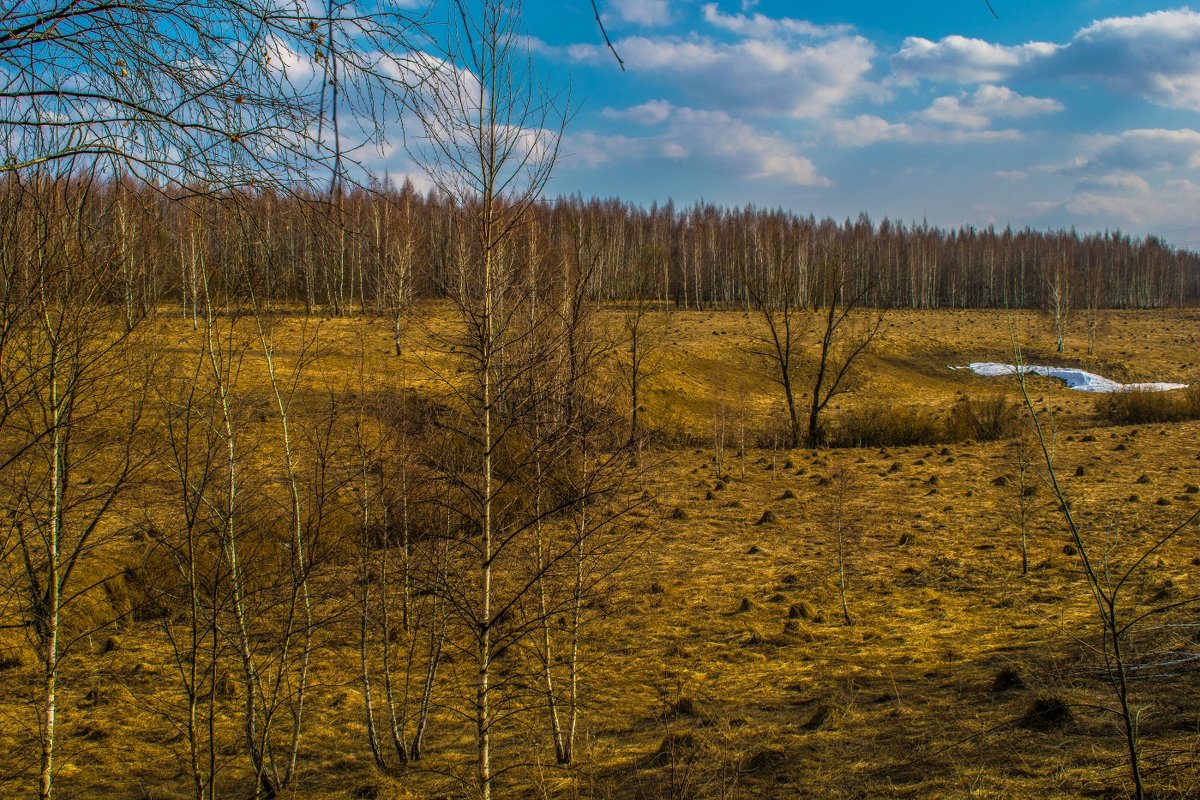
xmin=1095 ymin=385 xmax=1200 ymax=425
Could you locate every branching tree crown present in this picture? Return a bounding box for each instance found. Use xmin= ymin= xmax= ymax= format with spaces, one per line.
xmin=1 ymin=0 xmax=421 ymax=188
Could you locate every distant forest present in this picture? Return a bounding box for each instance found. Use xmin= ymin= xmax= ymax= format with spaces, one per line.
xmin=7 ymin=175 xmax=1199 ymax=314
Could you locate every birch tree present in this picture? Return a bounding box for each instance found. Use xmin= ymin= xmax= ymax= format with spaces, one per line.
xmin=0 ymin=173 xmax=149 ymax=800
xmin=404 ymin=1 xmax=567 ymax=794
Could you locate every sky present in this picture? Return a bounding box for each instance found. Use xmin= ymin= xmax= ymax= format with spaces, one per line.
xmin=473 ymin=1 xmax=1200 ymax=248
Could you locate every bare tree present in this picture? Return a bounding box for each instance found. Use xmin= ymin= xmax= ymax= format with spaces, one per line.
xmin=531 ymin=203 xmax=645 ymax=767
xmin=1044 ymin=260 xmax=1071 ymax=354
xmin=0 ymin=174 xmax=149 ymax=800
xmin=374 ymin=182 xmax=421 ymax=356
xmin=146 ymin=233 xmax=343 ymax=799
xmin=803 ymin=253 xmax=884 ymax=448
xmin=404 ymin=1 xmax=568 ymax=794
xmin=152 ymin=298 xmax=251 ymax=800
xmin=617 ymin=264 xmax=666 ymax=461
xmin=347 ymin=334 xmax=452 ymax=770
xmin=822 ymin=466 xmax=861 ymax=625
xmin=1014 ymin=342 xmax=1200 ymax=800
xmin=745 ymin=228 xmax=808 ymax=449
xmin=748 ymin=239 xmax=882 ymax=449
xmin=1079 ymin=251 xmax=1106 ymax=357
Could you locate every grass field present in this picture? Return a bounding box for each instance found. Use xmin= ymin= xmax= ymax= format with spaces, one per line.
xmin=2 ymin=306 xmax=1199 ymax=799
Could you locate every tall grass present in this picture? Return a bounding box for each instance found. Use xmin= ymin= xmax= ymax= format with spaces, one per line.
xmin=830 ymin=394 xmax=1019 ymax=449
xmin=828 ymin=404 xmax=944 ymax=448
xmin=1095 ymin=385 xmax=1200 ymax=425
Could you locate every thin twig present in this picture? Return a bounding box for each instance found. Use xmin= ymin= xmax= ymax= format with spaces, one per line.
xmin=589 ymin=0 xmax=625 ymax=70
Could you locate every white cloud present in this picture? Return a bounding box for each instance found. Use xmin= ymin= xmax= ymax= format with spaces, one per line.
xmin=607 ymin=0 xmax=671 ymax=27
xmin=833 ymin=86 xmax=1054 ymax=145
xmin=701 ymin=3 xmax=853 ymax=39
xmin=832 ymin=115 xmax=913 ymax=146
xmin=890 ymin=35 xmax=1057 ymax=85
xmin=969 ymin=85 xmax=1063 ymax=118
xmin=1048 ymin=9 xmax=1200 ymax=110
xmin=566 ymin=104 xmax=830 ymax=187
xmin=1066 ymin=177 xmax=1200 ymax=229
xmin=889 ymin=10 xmax=1200 ymax=112
xmin=602 ymin=99 xmax=674 ymax=125
xmin=919 ymin=96 xmax=990 ymax=129
xmin=832 ymin=114 xmax=1020 ymax=146
xmin=1033 ymin=128 xmax=1200 ymax=231
xmin=563 ymin=33 xmax=877 ymax=117
xmin=568 ymin=131 xmax=637 ymax=168
xmin=1075 ymin=173 xmax=1152 ymax=193
xmin=662 ymin=141 xmax=689 ymax=159
xmin=918 ymin=85 xmax=1062 ymax=129
xmin=1063 ymin=128 xmax=1200 ymax=174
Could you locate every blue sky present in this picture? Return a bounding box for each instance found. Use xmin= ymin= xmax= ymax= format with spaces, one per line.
xmin=482 ymin=1 xmax=1200 ymax=247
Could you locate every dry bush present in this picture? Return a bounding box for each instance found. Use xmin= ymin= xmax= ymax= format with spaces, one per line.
xmin=947 ymin=394 xmax=1020 ymax=442
xmin=1095 ymin=385 xmax=1200 ymax=425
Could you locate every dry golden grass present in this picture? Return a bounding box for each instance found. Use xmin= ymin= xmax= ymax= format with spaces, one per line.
xmin=2 ymin=305 xmax=1199 ymax=799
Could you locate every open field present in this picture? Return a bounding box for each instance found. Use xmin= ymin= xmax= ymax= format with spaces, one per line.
xmin=2 ymin=306 xmax=1199 ymax=799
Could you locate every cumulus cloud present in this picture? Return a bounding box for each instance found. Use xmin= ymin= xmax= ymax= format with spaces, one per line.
xmin=831 ymin=85 xmax=1053 ymax=145
xmin=607 ymin=0 xmax=672 ymax=27
xmin=567 ymin=103 xmax=830 ymax=186
xmin=1075 ymin=173 xmax=1152 ymax=193
xmin=890 ymin=9 xmax=1200 ymax=112
xmin=1034 ymin=127 xmax=1200 ymax=231
xmin=563 ymin=32 xmax=876 ymax=117
xmin=831 ymin=115 xmax=913 ymax=146
xmin=917 ymin=85 xmax=1062 ymax=129
xmin=890 ymin=35 xmax=1057 ymax=85
xmin=1066 ymin=177 xmax=1200 ymax=229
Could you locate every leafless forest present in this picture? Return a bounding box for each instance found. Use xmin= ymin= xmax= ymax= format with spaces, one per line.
xmin=5 ymin=176 xmax=1199 ymax=321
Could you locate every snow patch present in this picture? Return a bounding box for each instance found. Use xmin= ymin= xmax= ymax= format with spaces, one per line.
xmin=965 ymin=363 xmax=1188 ymax=393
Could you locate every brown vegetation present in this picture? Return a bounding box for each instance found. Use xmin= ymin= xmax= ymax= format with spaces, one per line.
xmin=1096 ymin=385 xmax=1200 ymax=425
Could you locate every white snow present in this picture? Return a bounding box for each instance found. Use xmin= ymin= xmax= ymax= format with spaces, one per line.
xmin=964 ymin=362 xmax=1188 ymax=394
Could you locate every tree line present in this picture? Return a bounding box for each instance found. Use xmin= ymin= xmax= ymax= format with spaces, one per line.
xmin=3 ymin=175 xmax=1197 ymax=319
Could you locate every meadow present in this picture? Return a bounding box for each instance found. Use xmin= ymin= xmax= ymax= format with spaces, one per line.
xmin=1 ymin=306 xmax=1199 ymax=800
